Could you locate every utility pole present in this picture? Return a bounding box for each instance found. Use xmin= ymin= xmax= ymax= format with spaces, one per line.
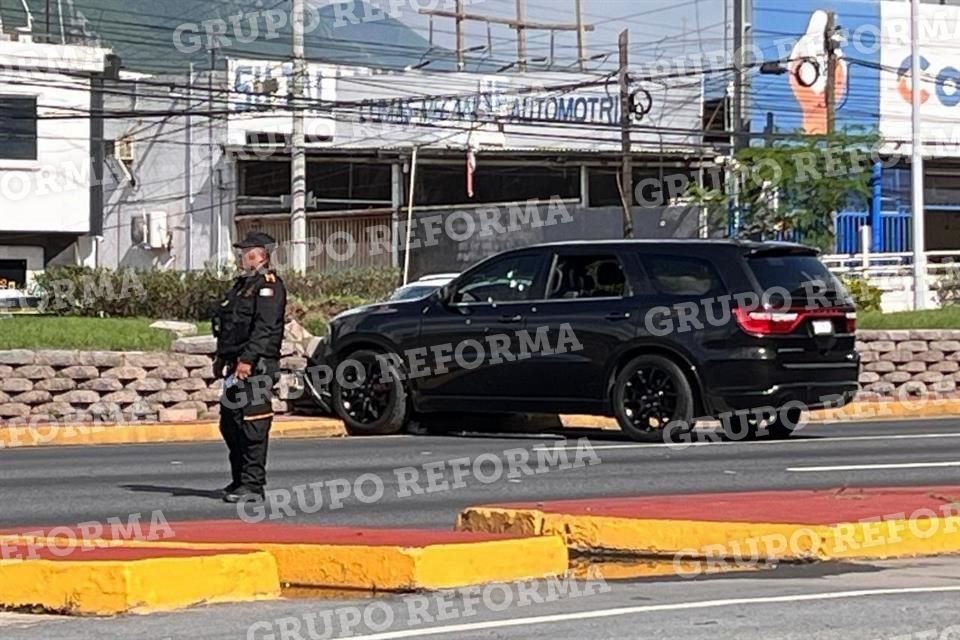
xmin=516 ymin=0 xmax=527 ymax=71
xmin=421 ymin=1 xmax=593 ymax=69
xmin=575 ymin=0 xmax=585 ymax=71
xmin=732 ymin=0 xmax=745 ymax=153
xmin=291 ymin=0 xmax=307 ymax=273
xmin=456 ymin=0 xmax=465 ymax=71
xmin=911 ymin=0 xmax=927 ymax=309
xmin=824 ymin=11 xmax=838 ymax=135
xmin=619 ymin=30 xmax=634 ymax=239
xmin=185 ymin=62 xmax=194 ymax=271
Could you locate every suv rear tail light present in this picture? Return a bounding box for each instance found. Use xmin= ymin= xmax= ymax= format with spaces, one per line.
xmin=734 ymin=307 xmax=857 ymax=337
xmin=845 ymin=311 xmax=857 ymax=333
xmin=734 ymin=308 xmax=802 ymax=335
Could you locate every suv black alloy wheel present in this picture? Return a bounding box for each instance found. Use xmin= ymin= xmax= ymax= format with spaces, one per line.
xmin=613 ymin=354 xmax=695 ymax=442
xmin=333 ymin=349 xmax=410 ymax=435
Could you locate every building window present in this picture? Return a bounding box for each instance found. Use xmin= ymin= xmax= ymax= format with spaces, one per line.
xmin=237 ymin=161 xmax=392 ymax=211
xmin=415 ymin=164 xmax=579 ymax=206
xmin=588 ymin=168 xmax=710 ymax=208
xmin=0 ymin=96 xmax=37 ymax=160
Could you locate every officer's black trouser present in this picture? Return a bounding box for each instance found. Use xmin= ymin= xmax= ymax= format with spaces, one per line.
xmin=219 ymin=360 xmax=277 ymax=491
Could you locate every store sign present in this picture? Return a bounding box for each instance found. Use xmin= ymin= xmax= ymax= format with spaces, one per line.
xmin=358 ymin=91 xmax=624 ymax=127
xmin=225 ymin=60 xmax=702 ymax=152
xmin=338 ymin=71 xmax=700 ymax=152
xmin=881 ymin=1 xmax=960 ymax=156
xmin=750 ymin=0 xmax=881 ymax=136
xmin=229 ymin=59 xmax=333 ymax=113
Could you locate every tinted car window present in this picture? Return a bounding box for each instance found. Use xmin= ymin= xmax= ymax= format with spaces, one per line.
xmin=454 ymin=255 xmax=542 ymax=303
xmin=748 ymin=254 xmax=849 ymax=305
xmin=547 ymin=254 xmax=628 ymax=299
xmin=642 ymin=256 xmax=725 ymax=297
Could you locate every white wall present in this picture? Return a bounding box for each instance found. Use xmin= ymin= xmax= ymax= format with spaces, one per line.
xmin=0 ymin=41 xmax=109 ymax=234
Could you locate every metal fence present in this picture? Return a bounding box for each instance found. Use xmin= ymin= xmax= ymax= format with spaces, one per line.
xmin=235 ymin=211 xmax=394 ymax=272
xmin=835 ymin=211 xmax=912 ymax=254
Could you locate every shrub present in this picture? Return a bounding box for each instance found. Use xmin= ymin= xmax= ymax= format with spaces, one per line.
xmin=286 ymin=294 xmax=372 ymax=334
xmin=32 ymin=265 xmax=398 ymax=322
xmin=285 ymin=267 xmax=399 ymax=302
xmin=840 ymin=275 xmax=882 ymax=312
xmin=33 ymin=267 xmax=231 ymax=320
xmin=935 ymin=265 xmax=960 ymax=307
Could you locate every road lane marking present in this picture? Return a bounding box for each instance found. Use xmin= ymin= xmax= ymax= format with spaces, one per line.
xmin=0 ymin=613 xmax=63 ymax=628
xmin=349 ymin=586 xmax=960 ymax=640
xmin=533 ymin=432 xmax=960 ymax=451
xmin=787 ymin=461 xmax=960 ymax=472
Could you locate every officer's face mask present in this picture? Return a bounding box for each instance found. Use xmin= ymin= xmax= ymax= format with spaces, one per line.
xmin=238 ymin=248 xmax=267 ymax=275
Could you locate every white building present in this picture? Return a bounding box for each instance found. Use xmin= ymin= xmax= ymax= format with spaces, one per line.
xmin=0 ymin=31 xmax=112 ymax=290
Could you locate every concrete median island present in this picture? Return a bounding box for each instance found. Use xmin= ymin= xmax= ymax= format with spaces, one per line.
xmin=0 ymin=545 xmax=280 ymax=615
xmin=1 ymin=520 xmax=569 ymax=611
xmin=457 ymin=486 xmax=960 ymax=563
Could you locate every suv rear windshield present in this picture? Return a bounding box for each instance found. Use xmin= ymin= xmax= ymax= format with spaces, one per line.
xmin=747 ymin=254 xmax=849 ymax=306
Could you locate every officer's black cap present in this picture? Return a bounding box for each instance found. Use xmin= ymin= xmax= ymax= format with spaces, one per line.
xmin=233 ymin=231 xmax=276 ymax=251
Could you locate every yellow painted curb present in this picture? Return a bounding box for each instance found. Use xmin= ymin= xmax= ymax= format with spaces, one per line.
xmin=5 ymin=533 xmax=569 ymax=591
xmin=568 ymin=557 xmax=765 ymax=581
xmin=0 ymin=550 xmax=280 ymax=615
xmin=458 ymin=507 xmax=960 ymax=562
xmin=458 ymin=508 xmax=823 ymax=560
xmin=0 ymin=418 xmax=345 ymax=448
xmin=412 ymin=536 xmax=569 ymax=590
xmin=560 ymin=400 xmax=960 ymax=430
xmin=808 ymin=400 xmax=960 ymax=422
xmin=5 ymin=398 xmax=959 ymax=449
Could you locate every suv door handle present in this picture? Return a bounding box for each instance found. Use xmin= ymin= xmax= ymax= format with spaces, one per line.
xmin=499 ymin=314 xmax=523 ymax=323
xmin=605 ymin=312 xmax=631 ymax=321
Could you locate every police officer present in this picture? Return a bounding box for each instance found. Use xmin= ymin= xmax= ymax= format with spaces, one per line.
xmin=212 ymin=231 xmax=287 ymax=503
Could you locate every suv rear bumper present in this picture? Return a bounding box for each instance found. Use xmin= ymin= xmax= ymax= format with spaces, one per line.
xmin=707 ymin=380 xmax=860 ymax=415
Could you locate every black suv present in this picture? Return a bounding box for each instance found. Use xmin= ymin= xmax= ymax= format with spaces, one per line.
xmin=305 ymin=240 xmax=860 ymax=441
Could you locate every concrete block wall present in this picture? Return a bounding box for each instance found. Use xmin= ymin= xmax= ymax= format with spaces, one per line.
xmin=0 ymin=325 xmax=311 ymax=423
xmin=856 ymin=330 xmax=960 ymax=400
xmin=2 ymin=329 xmax=960 ymax=423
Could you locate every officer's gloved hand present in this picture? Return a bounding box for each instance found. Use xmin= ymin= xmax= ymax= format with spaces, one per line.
xmin=212 ymin=357 xmax=227 ymax=380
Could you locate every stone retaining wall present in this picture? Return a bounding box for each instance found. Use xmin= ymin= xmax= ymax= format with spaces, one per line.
xmin=1 ymin=329 xmax=958 ymax=422
xmin=0 ymin=324 xmax=312 ymax=422
xmin=855 ymin=330 xmax=960 ymax=400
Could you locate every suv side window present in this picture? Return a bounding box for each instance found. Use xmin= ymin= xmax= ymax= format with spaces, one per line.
xmin=546 ymin=254 xmax=628 ymax=299
xmin=453 ymin=254 xmax=542 ymax=304
xmin=641 ymin=255 xmax=725 ymax=297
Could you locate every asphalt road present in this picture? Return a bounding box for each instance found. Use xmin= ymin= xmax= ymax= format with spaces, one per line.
xmin=3 ymin=418 xmax=960 ymax=528
xmin=4 ymin=417 xmax=960 ymax=639
xmin=3 ymin=555 xmax=960 ymax=639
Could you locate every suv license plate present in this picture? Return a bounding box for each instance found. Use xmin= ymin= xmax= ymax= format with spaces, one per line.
xmin=812 ymin=320 xmax=834 ymax=335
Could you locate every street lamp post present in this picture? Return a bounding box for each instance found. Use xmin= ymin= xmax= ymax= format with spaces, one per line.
xmin=911 ymin=0 xmax=927 ymax=310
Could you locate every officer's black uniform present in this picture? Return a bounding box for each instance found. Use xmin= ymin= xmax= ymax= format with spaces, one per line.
xmin=212 ymin=232 xmax=287 ymax=502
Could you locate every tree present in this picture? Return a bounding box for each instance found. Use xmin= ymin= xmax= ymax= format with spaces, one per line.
xmin=689 ymin=130 xmax=882 ymax=252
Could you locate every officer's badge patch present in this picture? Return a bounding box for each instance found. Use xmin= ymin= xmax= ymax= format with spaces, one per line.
xmin=259 ymin=288 xmax=274 ymax=297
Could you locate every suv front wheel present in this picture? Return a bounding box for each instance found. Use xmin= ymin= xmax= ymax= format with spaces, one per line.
xmin=612 ymin=354 xmax=695 ymax=442
xmin=333 ymin=349 xmax=410 ymax=435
